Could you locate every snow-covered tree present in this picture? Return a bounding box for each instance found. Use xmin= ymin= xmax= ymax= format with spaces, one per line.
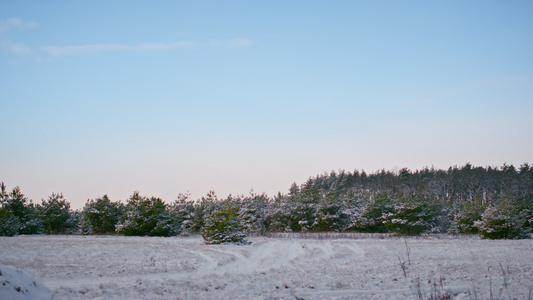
xmin=237 ymin=192 xmax=268 ymax=235
xmin=264 ymin=193 xmax=292 ymax=232
xmin=313 ymin=192 xmax=350 ymax=232
xmin=353 ymin=192 xmax=392 ymax=233
xmin=202 ymin=201 xmax=248 ymax=244
xmin=0 ymin=183 xmax=42 ymax=235
xmin=449 ymin=195 xmax=487 ymax=234
xmin=81 ymin=195 xmax=123 ymax=234
xmin=118 ymin=192 xmax=179 ymax=237
xmin=381 ymin=192 xmax=439 ymax=235
xmin=0 ymin=208 xmax=20 ymax=236
xmin=39 ymin=193 xmax=76 ymax=234
xmin=166 ymin=193 xmax=192 ymax=235
xmin=474 ymin=201 xmax=529 ymax=239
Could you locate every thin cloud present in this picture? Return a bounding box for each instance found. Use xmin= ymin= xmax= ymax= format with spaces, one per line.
xmin=0 ymin=18 xmax=37 ymax=55
xmin=41 ymin=41 xmax=197 ymax=56
xmin=208 ymin=38 xmax=253 ymax=48
xmin=0 ymin=17 xmax=38 ymax=34
xmin=1 ymin=40 xmax=32 ymax=55
xmin=40 ymin=38 xmax=252 ymax=56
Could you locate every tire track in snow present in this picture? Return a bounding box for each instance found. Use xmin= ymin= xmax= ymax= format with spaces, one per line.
xmin=42 ymin=238 xmax=366 ymax=293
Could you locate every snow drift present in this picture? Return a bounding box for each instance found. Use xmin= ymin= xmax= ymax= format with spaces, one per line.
xmin=0 ymin=263 xmax=53 ymax=300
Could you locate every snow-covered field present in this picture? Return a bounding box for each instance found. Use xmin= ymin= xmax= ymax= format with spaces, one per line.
xmin=1 ymin=234 xmax=532 ymax=299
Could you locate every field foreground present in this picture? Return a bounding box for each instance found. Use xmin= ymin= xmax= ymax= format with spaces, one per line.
xmin=1 ymin=234 xmax=532 ymax=299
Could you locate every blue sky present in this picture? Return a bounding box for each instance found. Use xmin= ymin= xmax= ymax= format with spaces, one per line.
xmin=1 ymin=1 xmax=532 ymax=208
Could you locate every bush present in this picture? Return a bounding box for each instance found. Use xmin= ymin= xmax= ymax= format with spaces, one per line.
xmin=353 ymin=192 xmax=391 ymax=233
xmin=40 ymin=193 xmax=76 ymax=234
xmin=118 ymin=192 xmax=179 ymax=237
xmin=169 ymin=193 xmax=196 ymax=235
xmin=0 ymin=183 xmax=42 ymax=236
xmin=313 ymin=193 xmax=350 ymax=232
xmin=81 ymin=195 xmax=123 ymax=234
xmin=449 ymin=196 xmax=487 ymax=234
xmin=202 ymin=201 xmax=248 ymax=244
xmin=381 ymin=192 xmax=439 ymax=236
xmin=474 ymin=201 xmax=529 ymax=239
xmin=0 ymin=209 xmax=20 ymax=236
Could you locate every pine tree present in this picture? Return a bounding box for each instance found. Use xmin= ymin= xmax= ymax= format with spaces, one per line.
xmin=81 ymin=195 xmax=123 ymax=234
xmin=381 ymin=192 xmax=438 ymax=235
xmin=0 ymin=184 xmax=42 ymax=235
xmin=474 ymin=200 xmax=529 ymax=239
xmin=118 ymin=192 xmax=179 ymax=237
xmin=40 ymin=193 xmax=76 ymax=234
xmin=202 ymin=201 xmax=249 ymax=245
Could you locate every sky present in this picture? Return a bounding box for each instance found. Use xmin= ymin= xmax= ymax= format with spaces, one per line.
xmin=1 ymin=1 xmax=532 ymax=209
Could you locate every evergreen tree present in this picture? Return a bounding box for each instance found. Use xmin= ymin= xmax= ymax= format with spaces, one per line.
xmin=449 ymin=195 xmax=487 ymax=234
xmin=474 ymin=200 xmax=529 ymax=239
xmin=118 ymin=192 xmax=179 ymax=237
xmin=202 ymin=201 xmax=248 ymax=244
xmin=81 ymin=195 xmax=123 ymax=234
xmin=0 ymin=183 xmax=42 ymax=235
xmin=264 ymin=193 xmax=292 ymax=232
xmin=353 ymin=192 xmax=391 ymax=233
xmin=237 ymin=191 xmax=268 ymax=234
xmin=313 ymin=192 xmax=350 ymax=232
xmin=170 ymin=193 xmax=196 ymax=235
xmin=381 ymin=192 xmax=439 ymax=235
xmin=40 ymin=193 xmax=76 ymax=234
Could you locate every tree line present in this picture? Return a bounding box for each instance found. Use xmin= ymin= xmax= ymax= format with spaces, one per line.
xmin=1 ymin=163 xmax=532 ymax=241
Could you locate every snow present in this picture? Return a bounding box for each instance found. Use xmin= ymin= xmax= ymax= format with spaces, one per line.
xmin=1 ymin=234 xmax=532 ymax=299
xmin=0 ymin=263 xmax=54 ymax=300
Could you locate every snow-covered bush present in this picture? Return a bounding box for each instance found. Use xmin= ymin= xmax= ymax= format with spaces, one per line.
xmin=0 ymin=209 xmax=20 ymax=236
xmin=381 ymin=193 xmax=439 ymax=235
xmin=352 ymin=193 xmax=391 ymax=233
xmin=449 ymin=196 xmax=486 ymax=234
xmin=264 ymin=194 xmax=292 ymax=232
xmin=169 ymin=193 xmax=197 ymax=235
xmin=0 ymin=183 xmax=42 ymax=236
xmin=474 ymin=201 xmax=529 ymax=239
xmin=39 ymin=193 xmax=76 ymax=234
xmin=313 ymin=193 xmax=350 ymax=232
xmin=202 ymin=201 xmax=249 ymax=244
xmin=118 ymin=192 xmax=179 ymax=237
xmin=81 ymin=195 xmax=123 ymax=235
xmin=237 ymin=193 xmax=268 ymax=234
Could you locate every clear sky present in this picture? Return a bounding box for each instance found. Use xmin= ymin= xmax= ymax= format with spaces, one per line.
xmin=1 ymin=1 xmax=532 ymax=209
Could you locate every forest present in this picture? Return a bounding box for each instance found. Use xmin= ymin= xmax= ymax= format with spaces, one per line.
xmin=1 ymin=163 xmax=532 ymax=241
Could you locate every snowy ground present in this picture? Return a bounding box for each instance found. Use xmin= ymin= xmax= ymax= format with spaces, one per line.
xmin=1 ymin=234 xmax=532 ymax=299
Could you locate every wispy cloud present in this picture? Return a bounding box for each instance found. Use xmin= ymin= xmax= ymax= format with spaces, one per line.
xmin=0 ymin=17 xmax=38 ymax=34
xmin=208 ymin=38 xmax=253 ymax=49
xmin=1 ymin=40 xmax=32 ymax=55
xmin=0 ymin=18 xmax=37 ymax=55
xmin=1 ymin=17 xmax=253 ymax=57
xmin=40 ymin=38 xmax=253 ymax=56
xmin=40 ymin=41 xmax=197 ymax=56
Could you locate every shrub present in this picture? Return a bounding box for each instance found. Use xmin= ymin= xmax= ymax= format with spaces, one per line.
xmin=81 ymin=195 xmax=123 ymax=234
xmin=474 ymin=201 xmax=529 ymax=239
xmin=381 ymin=192 xmax=439 ymax=236
xmin=449 ymin=195 xmax=487 ymax=234
xmin=313 ymin=193 xmax=350 ymax=232
xmin=0 ymin=183 xmax=42 ymax=235
xmin=353 ymin=192 xmax=392 ymax=233
xmin=40 ymin=193 xmax=76 ymax=234
xmin=118 ymin=192 xmax=179 ymax=237
xmin=202 ymin=201 xmax=248 ymax=244
xmin=169 ymin=193 xmax=196 ymax=235
xmin=0 ymin=209 xmax=20 ymax=236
